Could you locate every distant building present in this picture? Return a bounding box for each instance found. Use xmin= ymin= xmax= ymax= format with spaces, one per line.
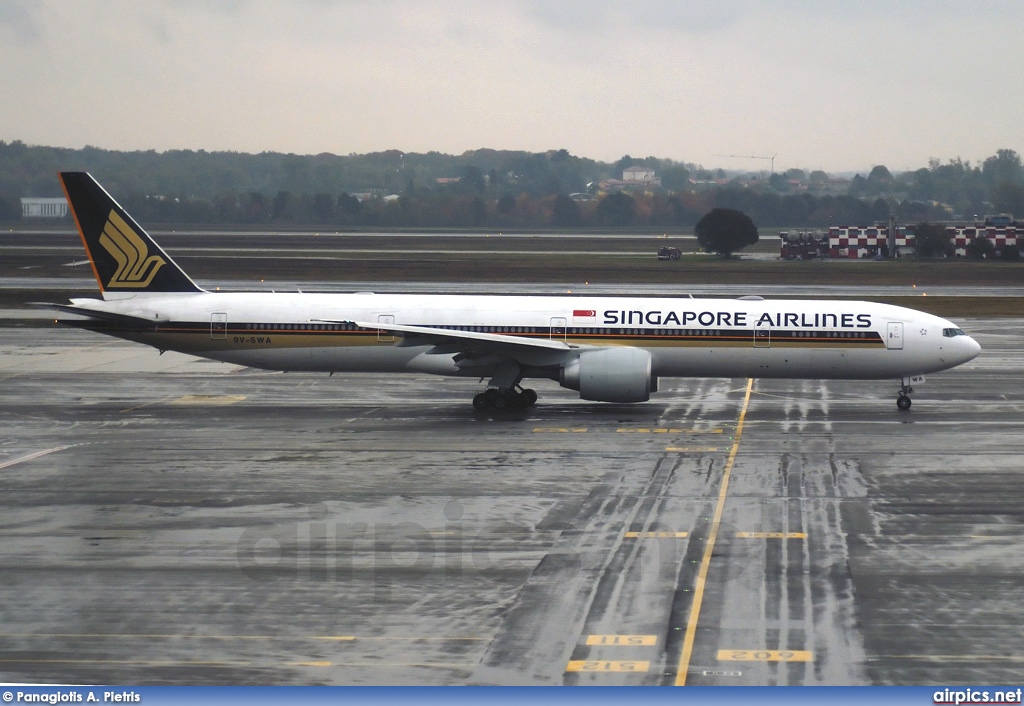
xmin=826 ymin=225 xmax=916 ymax=258
xmin=622 ymin=165 xmax=661 ymax=187
xmin=779 ymin=222 xmax=1021 ymax=259
xmin=21 ymin=197 xmax=69 ymax=218
xmin=948 ymin=224 xmax=1019 ymax=257
xmin=984 ymin=213 xmax=1014 ymax=227
xmin=780 ymin=225 xmax=916 ymax=259
xmin=599 ymin=165 xmax=663 ymax=193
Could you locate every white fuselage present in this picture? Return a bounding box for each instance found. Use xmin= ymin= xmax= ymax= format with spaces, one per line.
xmin=67 ymin=291 xmax=981 ymax=382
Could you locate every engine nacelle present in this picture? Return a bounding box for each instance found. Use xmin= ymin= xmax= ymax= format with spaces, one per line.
xmin=559 ymin=347 xmax=655 ymax=403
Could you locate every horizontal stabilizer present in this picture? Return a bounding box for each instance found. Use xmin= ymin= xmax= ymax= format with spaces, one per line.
xmin=33 ymin=302 xmax=169 ymax=327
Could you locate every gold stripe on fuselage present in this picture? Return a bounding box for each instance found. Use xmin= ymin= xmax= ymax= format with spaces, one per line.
xmin=104 ymin=324 xmax=886 ymax=354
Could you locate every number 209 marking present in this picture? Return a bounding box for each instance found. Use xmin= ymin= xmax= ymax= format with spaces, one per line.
xmin=718 ymin=650 xmax=812 ymax=662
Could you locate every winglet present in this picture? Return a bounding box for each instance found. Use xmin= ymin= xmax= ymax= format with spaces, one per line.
xmin=59 ymin=172 xmax=202 ymax=294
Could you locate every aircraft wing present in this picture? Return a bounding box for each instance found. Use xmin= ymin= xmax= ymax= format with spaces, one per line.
xmin=319 ymin=319 xmax=577 ymax=352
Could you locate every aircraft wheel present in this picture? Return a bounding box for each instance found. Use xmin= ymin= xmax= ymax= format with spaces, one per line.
xmin=521 ymin=388 xmax=538 ymax=407
xmin=472 ymin=392 xmax=491 ymax=411
xmin=896 ymin=395 xmax=912 ymax=411
xmin=506 ymin=391 xmax=527 ymax=410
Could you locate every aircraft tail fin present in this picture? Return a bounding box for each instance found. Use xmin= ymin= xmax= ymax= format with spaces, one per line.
xmin=59 ymin=172 xmax=202 ymax=294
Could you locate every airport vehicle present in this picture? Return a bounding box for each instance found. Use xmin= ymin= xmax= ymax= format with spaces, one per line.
xmin=657 ymin=246 xmax=682 ymax=260
xmin=51 ymin=172 xmax=981 ymax=411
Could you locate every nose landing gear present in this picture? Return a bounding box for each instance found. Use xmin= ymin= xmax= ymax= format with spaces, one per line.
xmin=896 ymin=378 xmax=915 ymax=410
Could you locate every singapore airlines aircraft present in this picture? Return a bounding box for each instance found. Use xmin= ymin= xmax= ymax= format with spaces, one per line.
xmin=52 ymin=172 xmax=980 ymax=411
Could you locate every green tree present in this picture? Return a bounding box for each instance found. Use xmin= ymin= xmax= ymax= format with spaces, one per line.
xmin=312 ymin=193 xmax=335 ymax=222
xmin=848 ymin=174 xmax=868 ymax=198
xmin=243 ymin=191 xmax=267 ymax=222
xmin=0 ymin=193 xmax=20 ymax=221
xmin=496 ymin=193 xmax=517 ymax=215
xmin=866 ymin=165 xmax=894 ymax=196
xmin=768 ymin=172 xmax=789 ymax=192
xmin=337 ymin=192 xmax=362 ymax=219
xmin=965 ymin=236 xmax=995 ymax=259
xmin=659 ymin=163 xmax=691 ymax=191
xmin=982 ymin=149 xmax=1023 ymax=187
xmin=459 ymin=166 xmax=486 ymax=195
xmin=695 ymin=208 xmax=759 ymax=256
xmin=551 ymin=194 xmax=581 ymax=227
xmin=272 ymin=190 xmax=292 ymax=221
xmin=913 ymin=222 xmax=952 ymax=258
xmin=595 ymin=192 xmax=636 ymax=227
xmin=991 ymin=182 xmax=1024 ymax=216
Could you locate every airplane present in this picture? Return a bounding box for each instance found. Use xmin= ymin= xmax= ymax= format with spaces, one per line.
xmin=50 ymin=171 xmax=981 ymax=411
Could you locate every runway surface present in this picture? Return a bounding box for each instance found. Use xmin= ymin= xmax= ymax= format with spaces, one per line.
xmin=0 ymin=321 xmax=1021 ymax=686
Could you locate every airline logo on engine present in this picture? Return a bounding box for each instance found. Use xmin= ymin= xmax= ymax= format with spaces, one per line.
xmin=602 ymin=309 xmax=873 ymax=329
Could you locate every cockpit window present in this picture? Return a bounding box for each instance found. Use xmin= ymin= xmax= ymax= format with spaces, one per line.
xmin=943 ymin=328 xmax=966 ymax=337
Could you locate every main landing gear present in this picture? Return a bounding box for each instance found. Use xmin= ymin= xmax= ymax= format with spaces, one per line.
xmin=472 ymin=386 xmax=539 ymax=411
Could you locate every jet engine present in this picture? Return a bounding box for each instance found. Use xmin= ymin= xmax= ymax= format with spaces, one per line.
xmin=559 ymin=347 xmax=656 ymax=403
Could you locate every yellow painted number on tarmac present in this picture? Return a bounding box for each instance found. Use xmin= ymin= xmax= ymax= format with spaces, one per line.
xmin=718 ymin=649 xmax=812 ymax=662
xmin=566 ymin=660 xmax=650 ymax=672
xmin=586 ymin=635 xmax=657 ymax=646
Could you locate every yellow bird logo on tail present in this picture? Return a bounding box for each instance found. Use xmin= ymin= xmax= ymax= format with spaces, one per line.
xmin=99 ymin=209 xmax=166 ymax=288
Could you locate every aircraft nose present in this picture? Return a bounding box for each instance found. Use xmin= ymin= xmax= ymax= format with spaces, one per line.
xmin=965 ymin=335 xmax=982 ymax=361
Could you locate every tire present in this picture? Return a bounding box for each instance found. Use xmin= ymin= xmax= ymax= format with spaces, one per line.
xmin=473 ymin=393 xmax=490 ymax=411
xmin=897 ymin=395 xmax=912 ymax=410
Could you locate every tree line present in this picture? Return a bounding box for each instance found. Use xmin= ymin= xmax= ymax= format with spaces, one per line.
xmin=1 ymin=140 xmax=1021 ymax=229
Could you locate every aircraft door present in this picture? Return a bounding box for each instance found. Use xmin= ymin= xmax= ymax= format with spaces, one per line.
xmin=378 ymin=314 xmax=395 ymax=343
xmin=211 ymin=312 xmax=227 ymax=340
xmin=550 ymin=317 xmax=567 ymax=341
xmin=753 ymin=321 xmax=771 ymax=348
xmin=887 ymin=321 xmax=904 ymax=350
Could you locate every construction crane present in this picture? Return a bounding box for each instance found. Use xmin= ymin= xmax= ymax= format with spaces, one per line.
xmin=714 ymin=153 xmax=777 ymax=175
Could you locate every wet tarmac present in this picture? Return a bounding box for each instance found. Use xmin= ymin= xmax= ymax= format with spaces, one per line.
xmin=0 ymin=321 xmax=1021 ymax=686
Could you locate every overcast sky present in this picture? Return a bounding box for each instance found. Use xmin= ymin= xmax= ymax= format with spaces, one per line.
xmin=1 ymin=1 xmax=1021 ymax=173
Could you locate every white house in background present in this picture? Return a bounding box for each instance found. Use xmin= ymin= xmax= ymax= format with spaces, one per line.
xmin=622 ymin=165 xmax=661 ymax=186
xmin=21 ymin=197 xmax=69 ymax=218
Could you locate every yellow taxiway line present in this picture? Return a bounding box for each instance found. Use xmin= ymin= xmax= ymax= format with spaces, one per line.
xmin=675 ymin=378 xmax=754 ymax=686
